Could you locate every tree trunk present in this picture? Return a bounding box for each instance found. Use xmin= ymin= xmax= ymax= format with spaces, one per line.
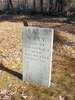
xmin=40 ymin=0 xmax=43 ymax=13
xmin=8 ymin=0 xmax=14 ymax=12
xmin=33 ymin=0 xmax=36 ymax=12
xmin=49 ymin=0 xmax=53 ymax=13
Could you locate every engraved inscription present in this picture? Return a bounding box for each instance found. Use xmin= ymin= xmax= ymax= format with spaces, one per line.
xmin=25 ymin=36 xmax=50 ymax=62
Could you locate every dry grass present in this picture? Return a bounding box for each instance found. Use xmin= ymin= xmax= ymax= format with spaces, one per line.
xmin=0 ymin=16 xmax=75 ymax=100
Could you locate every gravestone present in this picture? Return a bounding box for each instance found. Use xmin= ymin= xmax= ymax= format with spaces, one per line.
xmin=23 ymin=27 xmax=54 ymax=86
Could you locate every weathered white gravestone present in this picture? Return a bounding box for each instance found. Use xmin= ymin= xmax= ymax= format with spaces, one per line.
xmin=23 ymin=27 xmax=54 ymax=86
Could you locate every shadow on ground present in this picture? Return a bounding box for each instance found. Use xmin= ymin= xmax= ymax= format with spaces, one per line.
xmin=0 ymin=63 xmax=22 ymax=80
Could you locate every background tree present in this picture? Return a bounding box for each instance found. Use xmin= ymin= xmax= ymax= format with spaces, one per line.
xmin=7 ymin=0 xmax=14 ymax=13
xmin=40 ymin=0 xmax=43 ymax=13
xmin=33 ymin=0 xmax=36 ymax=12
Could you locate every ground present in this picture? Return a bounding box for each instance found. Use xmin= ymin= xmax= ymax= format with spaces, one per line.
xmin=0 ymin=15 xmax=75 ymax=100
